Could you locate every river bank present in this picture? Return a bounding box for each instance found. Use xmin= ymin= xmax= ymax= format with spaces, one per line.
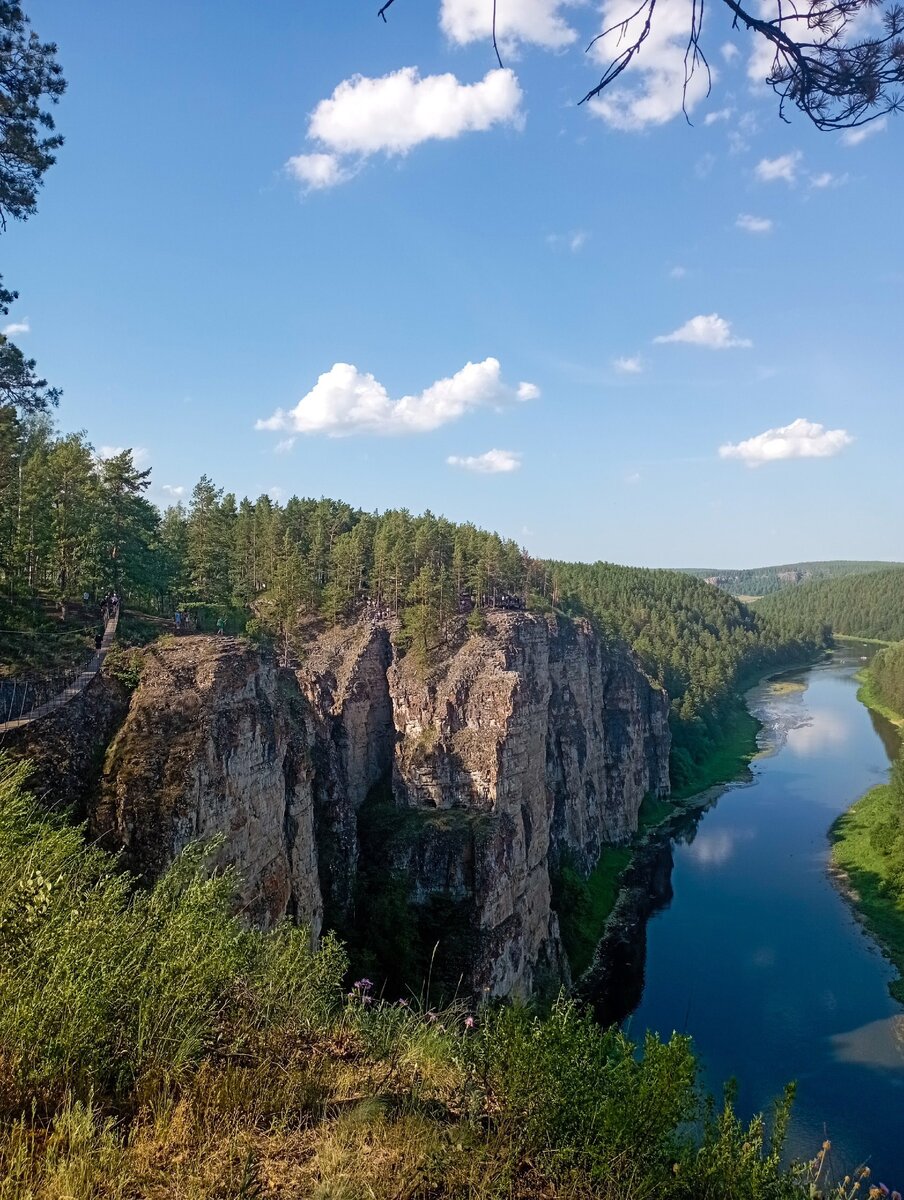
xmin=855 ymin=670 xmax=904 ymax=731
xmin=584 ymin=649 xmax=904 ymax=1179
xmin=566 ymin=656 xmax=824 ymax=987
xmin=829 ymin=650 xmax=904 ymax=1003
xmin=830 ymin=776 xmax=904 ymax=1003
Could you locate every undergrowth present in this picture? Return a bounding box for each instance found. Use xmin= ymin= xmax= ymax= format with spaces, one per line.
xmin=0 ymin=752 xmax=870 ymax=1199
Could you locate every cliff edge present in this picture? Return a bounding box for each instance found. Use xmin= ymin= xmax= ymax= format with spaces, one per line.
xmin=94 ymin=612 xmax=670 ymax=997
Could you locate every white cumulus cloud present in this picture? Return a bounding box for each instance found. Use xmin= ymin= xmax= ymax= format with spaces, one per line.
xmin=447 ymin=448 xmax=522 ymax=473
xmin=256 ymin=358 xmax=538 ymax=438
xmin=285 ymin=153 xmax=351 ymax=191
xmin=98 ymin=445 xmax=150 ymax=466
xmin=614 ymin=355 xmax=643 ymax=374
xmin=161 ymin=484 xmax=186 ymax=498
xmin=287 ymin=67 xmax=524 ymax=189
xmin=440 ymin=0 xmax=578 ymax=51
xmin=755 ymin=151 xmax=801 ymax=183
xmin=841 ymin=116 xmax=887 ymax=146
xmin=587 ymin=0 xmax=715 ymax=130
xmin=2 ymin=319 xmax=29 ymax=337
xmin=719 ymin=417 xmax=853 ymax=467
xmin=809 ymin=170 xmax=848 ymax=189
xmin=736 ymin=213 xmax=773 ymax=234
xmin=654 ymin=313 xmax=752 ymax=349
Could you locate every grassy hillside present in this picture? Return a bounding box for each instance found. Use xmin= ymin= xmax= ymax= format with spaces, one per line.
xmin=681 ymin=560 xmax=899 ymax=598
xmin=754 ymin=567 xmax=904 ymax=642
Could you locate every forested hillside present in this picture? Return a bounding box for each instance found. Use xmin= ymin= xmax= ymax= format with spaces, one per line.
xmin=549 ymin=562 xmax=823 ymax=786
xmin=755 ymin=567 xmax=904 ymax=642
xmin=0 ymin=416 xmax=823 ymax=785
xmin=682 ymin=560 xmax=899 ymax=597
xmin=867 ymin=642 xmax=904 ymax=721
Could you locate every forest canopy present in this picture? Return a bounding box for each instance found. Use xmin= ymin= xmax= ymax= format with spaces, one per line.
xmin=681 ymin=560 xmax=901 ymax=598
xmin=0 ymin=419 xmax=824 ymax=787
xmin=754 ymin=566 xmax=904 ymax=641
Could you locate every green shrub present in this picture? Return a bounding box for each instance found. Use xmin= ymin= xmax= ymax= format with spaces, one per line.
xmin=0 ymin=755 xmax=345 ymax=1103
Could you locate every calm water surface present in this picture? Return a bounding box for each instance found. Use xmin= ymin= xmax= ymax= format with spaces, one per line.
xmin=627 ymin=648 xmax=904 ymax=1181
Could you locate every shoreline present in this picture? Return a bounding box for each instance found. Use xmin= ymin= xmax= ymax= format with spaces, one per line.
xmin=577 ymin=656 xmax=822 ymax=990
xmin=828 ymin=657 xmax=904 ymax=1003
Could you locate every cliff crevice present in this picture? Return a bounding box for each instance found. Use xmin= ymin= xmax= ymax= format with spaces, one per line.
xmin=91 ymin=613 xmax=670 ymax=997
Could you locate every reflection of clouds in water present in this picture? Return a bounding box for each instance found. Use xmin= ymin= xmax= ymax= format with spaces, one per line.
xmin=685 ymin=827 xmax=755 ymax=867
xmin=786 ymin=710 xmax=851 ymax=757
xmin=830 ymin=1015 xmax=904 ymax=1073
xmin=747 ymin=682 xmax=811 ymax=758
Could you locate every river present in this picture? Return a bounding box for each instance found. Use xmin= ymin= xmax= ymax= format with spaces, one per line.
xmin=594 ymin=645 xmax=904 ymax=1183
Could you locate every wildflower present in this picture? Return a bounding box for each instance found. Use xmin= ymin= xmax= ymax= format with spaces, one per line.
xmin=426 ymin=1011 xmax=438 ymax=1023
xmin=464 ymin=1016 xmax=475 ymax=1030
xmin=362 ymin=995 xmax=373 ymax=1005
xmin=397 ymin=998 xmax=409 ymax=1007
xmin=353 ymin=978 xmax=373 ymax=992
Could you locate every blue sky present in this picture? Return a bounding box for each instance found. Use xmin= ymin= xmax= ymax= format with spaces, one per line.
xmin=3 ymin=0 xmax=902 ymax=567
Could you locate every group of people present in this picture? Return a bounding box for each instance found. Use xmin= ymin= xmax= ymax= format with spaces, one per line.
xmin=173 ymin=610 xmax=194 ymax=635
xmin=100 ymin=592 xmax=120 ymax=623
xmin=362 ymin=598 xmax=390 ymax=626
xmin=173 ymin=610 xmax=227 ymax=636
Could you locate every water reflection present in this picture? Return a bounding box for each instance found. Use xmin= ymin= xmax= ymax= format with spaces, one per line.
xmin=587 ymin=658 xmax=904 ymax=1179
xmin=830 ymin=1015 xmax=904 ymax=1074
xmin=684 ymin=826 xmax=755 ymax=867
xmin=786 ymin=709 xmax=852 ymax=757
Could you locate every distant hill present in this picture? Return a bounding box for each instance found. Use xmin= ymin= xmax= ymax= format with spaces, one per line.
xmin=681 ymin=561 xmax=901 ymax=599
xmin=754 ymin=566 xmax=904 ymax=642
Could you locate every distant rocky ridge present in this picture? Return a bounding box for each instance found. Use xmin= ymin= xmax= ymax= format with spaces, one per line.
xmin=13 ymin=612 xmax=672 ymax=998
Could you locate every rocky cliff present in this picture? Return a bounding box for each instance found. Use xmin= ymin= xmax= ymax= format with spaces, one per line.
xmin=383 ymin=611 xmax=670 ymax=995
xmin=95 ymin=637 xmax=323 ymax=935
xmin=94 ymin=612 xmax=670 ymax=997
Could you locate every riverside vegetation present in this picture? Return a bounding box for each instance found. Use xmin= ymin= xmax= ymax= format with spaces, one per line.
xmin=831 ymin=640 xmax=904 ymax=1001
xmin=0 ymin=752 xmax=862 ymax=1200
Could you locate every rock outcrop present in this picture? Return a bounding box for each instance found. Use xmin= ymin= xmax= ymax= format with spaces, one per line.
xmin=95 ymin=637 xmax=322 ymax=935
xmin=94 ymin=613 xmax=670 ymax=997
xmin=385 ymin=612 xmax=670 ymax=996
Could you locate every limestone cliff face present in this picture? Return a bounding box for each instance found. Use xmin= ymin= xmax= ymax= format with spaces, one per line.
xmin=94 ymin=614 xmax=669 ymax=999
xmin=293 ymin=622 xmax=394 ymax=924
xmin=387 ymin=612 xmax=670 ymax=996
xmin=95 ymin=637 xmax=322 ymax=936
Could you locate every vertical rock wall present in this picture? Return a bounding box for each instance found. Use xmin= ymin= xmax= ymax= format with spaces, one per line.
xmin=95 ymin=637 xmax=322 ymax=936
xmin=93 ymin=613 xmax=670 ymax=998
xmin=386 ymin=612 xmax=670 ymax=995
